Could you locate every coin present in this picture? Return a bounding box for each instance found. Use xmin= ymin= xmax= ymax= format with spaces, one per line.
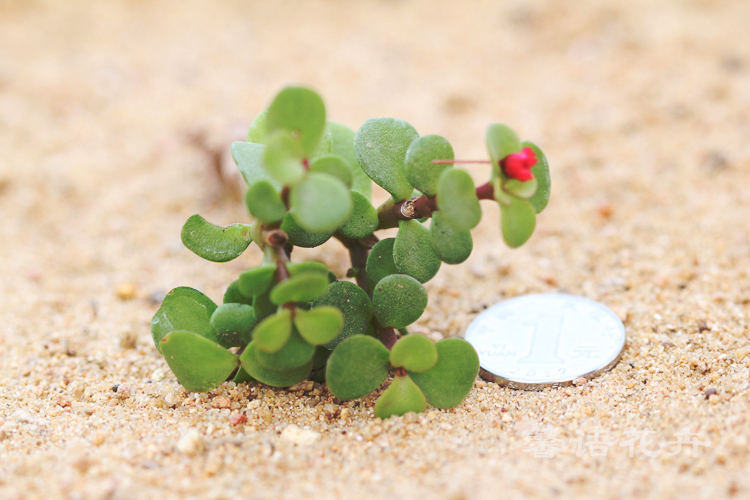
xmin=464 ymin=293 xmax=626 ymax=390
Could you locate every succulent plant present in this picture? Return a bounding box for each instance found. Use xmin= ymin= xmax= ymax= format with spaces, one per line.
xmin=151 ymin=86 xmax=551 ymax=419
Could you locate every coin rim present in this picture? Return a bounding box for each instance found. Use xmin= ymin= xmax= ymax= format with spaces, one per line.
xmin=465 ymin=293 xmax=626 ymax=391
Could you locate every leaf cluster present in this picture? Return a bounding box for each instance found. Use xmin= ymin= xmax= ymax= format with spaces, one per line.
xmin=152 ymin=86 xmax=551 ymax=418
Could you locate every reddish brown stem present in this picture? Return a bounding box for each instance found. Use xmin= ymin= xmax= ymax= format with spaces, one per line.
xmin=334 ymin=233 xmax=378 ymax=294
xmin=394 ymin=367 xmax=407 ymax=377
xmin=475 ymin=181 xmax=495 ymax=200
xmin=376 ymin=327 xmax=398 ymax=350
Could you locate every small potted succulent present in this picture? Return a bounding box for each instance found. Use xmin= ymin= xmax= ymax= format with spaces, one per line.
xmin=151 ymin=86 xmax=551 ymax=418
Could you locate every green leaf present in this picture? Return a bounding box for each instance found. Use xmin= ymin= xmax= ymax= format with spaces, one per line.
xmin=486 ymin=123 xmax=522 ymax=175
xmin=223 ymin=280 xmax=253 ymax=306
xmin=524 ymin=141 xmax=551 ymax=213
xmin=404 ymin=134 xmax=454 ymax=196
xmin=309 ymin=154 xmax=352 ymax=188
xmin=253 ymin=328 xmax=315 ymax=371
xmin=374 ymin=375 xmax=426 ymax=419
xmin=245 ymin=180 xmax=287 ymax=223
xmin=409 ymin=339 xmax=478 ymax=409
xmin=231 ymin=141 xmax=279 ymax=188
xmin=329 ymin=121 xmax=372 ymax=200
xmin=312 ymin=345 xmax=332 ymax=370
xmin=312 ymin=280 xmax=373 ymax=348
xmin=390 ymin=335 xmax=438 ymax=373
xmin=238 ymin=264 xmax=276 ymax=298
xmin=504 ymin=177 xmax=538 ymax=199
xmin=253 ymin=289 xmax=277 ymax=323
xmin=252 ymin=309 xmax=293 ymax=353
xmin=393 ymin=220 xmax=441 ymax=284
xmin=180 ymin=215 xmax=252 ymax=263
xmin=294 ymin=306 xmax=344 ymax=346
xmin=280 ymin=213 xmax=333 ymax=248
xmin=210 ymin=303 xmax=257 ymax=348
xmin=270 ymin=272 xmax=330 ymax=305
xmin=430 ymin=211 xmax=473 ymax=265
xmin=353 ymin=117 xmax=419 ymax=201
xmin=436 ymin=168 xmax=481 ymax=230
xmin=151 ymin=287 xmax=219 ymax=352
xmin=160 ymin=331 xmax=239 ymax=392
xmin=266 ymin=86 xmax=327 ymax=156
xmin=289 ymin=172 xmax=353 ymax=233
xmin=287 ymin=261 xmax=329 ymax=276
xmin=337 ymin=191 xmax=378 ymax=239
xmin=239 ymin=342 xmax=312 ymax=387
xmin=325 ymin=335 xmax=390 ymax=400
xmin=263 ymin=131 xmax=306 ymax=186
xmin=246 ymin=109 xmax=269 ymax=144
xmin=372 ymin=274 xmax=427 ymax=329
xmin=365 ymin=238 xmax=399 ymax=289
xmin=501 ymin=196 xmax=536 ymax=248
xmin=233 ymin=367 xmax=254 ymax=384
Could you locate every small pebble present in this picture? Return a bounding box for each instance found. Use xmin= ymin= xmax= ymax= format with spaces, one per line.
xmin=176 ymin=429 xmax=204 ymax=456
xmin=280 ymin=425 xmax=320 ymax=445
xmin=230 ymin=414 xmax=248 ymax=426
xmin=115 ymin=283 xmax=137 ymax=300
xmin=212 ymin=397 xmax=231 ymax=409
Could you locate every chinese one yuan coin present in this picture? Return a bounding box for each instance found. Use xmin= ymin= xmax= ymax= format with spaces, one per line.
xmin=464 ymin=293 xmax=626 ymax=390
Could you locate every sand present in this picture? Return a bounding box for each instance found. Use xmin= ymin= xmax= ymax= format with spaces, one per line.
xmin=1 ymin=0 xmax=750 ymax=498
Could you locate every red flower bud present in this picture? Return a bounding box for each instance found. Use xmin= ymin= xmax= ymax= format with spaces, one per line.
xmin=501 ymin=147 xmax=537 ymax=182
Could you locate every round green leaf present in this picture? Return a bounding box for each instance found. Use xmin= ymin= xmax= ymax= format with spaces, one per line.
xmin=239 ymin=342 xmax=312 ymax=387
xmin=181 ymin=215 xmax=252 ymax=263
xmin=329 ymin=121 xmax=372 ymax=200
xmin=245 ymin=180 xmax=286 ymax=223
xmin=287 ymin=261 xmax=329 ymax=276
xmin=253 ymin=309 xmax=292 ymax=353
xmin=365 ymin=238 xmax=399 ymax=289
xmin=404 ymin=134 xmax=454 ymax=196
xmin=430 ymin=211 xmax=473 ymax=265
xmin=393 ymin=220 xmax=441 ymax=284
xmin=151 ymin=287 xmax=219 ymax=352
xmin=223 ymin=280 xmax=253 ymax=306
xmin=337 ymin=191 xmax=378 ymax=239
xmin=312 ymin=280 xmax=373 ymax=348
xmin=238 ymin=264 xmax=276 ymax=298
xmin=160 ymin=331 xmax=239 ymax=392
xmin=353 ymin=118 xmax=419 ymax=201
xmin=252 ymin=289 xmax=277 ymax=323
xmin=290 ymin=172 xmax=353 ymax=233
xmin=390 ymin=335 xmax=438 ymax=373
xmin=263 ymin=131 xmax=306 ymax=186
xmin=504 ymin=177 xmax=538 ymax=199
xmin=372 ymin=274 xmax=427 ymax=329
xmin=280 ymin=213 xmax=333 ymax=248
xmin=501 ymin=196 xmax=537 ymax=248
xmin=309 ymin=154 xmax=352 ymax=188
xmin=231 ymin=141 xmax=278 ymax=188
xmin=294 ymin=306 xmax=344 ymax=346
xmin=408 ymin=339 xmax=479 ymax=409
xmin=524 ymin=141 xmax=551 ymax=214
xmin=270 ymin=272 xmax=330 ymax=305
xmin=486 ymin=123 xmax=522 ymax=174
xmin=436 ymin=168 xmax=481 ymax=230
xmin=210 ymin=303 xmax=257 ymax=348
xmin=266 ymin=86 xmax=327 ymax=156
xmin=374 ymin=375 xmax=427 ymax=419
xmin=253 ymin=328 xmax=315 ymax=371
xmin=246 ymin=109 xmax=269 ymax=144
xmin=325 ymin=335 xmax=390 ymax=400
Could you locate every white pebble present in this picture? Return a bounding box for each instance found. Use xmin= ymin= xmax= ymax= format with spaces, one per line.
xmin=280 ymin=424 xmax=320 ymax=445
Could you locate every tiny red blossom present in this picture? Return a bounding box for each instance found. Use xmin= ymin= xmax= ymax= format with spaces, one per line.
xmin=501 ymin=147 xmax=537 ymax=182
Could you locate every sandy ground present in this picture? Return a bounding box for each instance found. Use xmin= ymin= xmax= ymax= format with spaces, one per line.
xmin=1 ymin=0 xmax=750 ymax=498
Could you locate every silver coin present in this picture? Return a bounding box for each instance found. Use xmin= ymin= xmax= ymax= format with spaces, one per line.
xmin=465 ymin=293 xmax=625 ymax=390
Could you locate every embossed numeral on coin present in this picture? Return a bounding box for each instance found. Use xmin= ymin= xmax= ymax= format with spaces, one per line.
xmin=518 ymin=314 xmax=564 ymax=364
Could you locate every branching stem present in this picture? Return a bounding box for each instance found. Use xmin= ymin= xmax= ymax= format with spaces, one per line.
xmin=377 ymin=181 xmax=495 ymax=229
xmin=333 ymin=233 xmax=378 ymax=294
